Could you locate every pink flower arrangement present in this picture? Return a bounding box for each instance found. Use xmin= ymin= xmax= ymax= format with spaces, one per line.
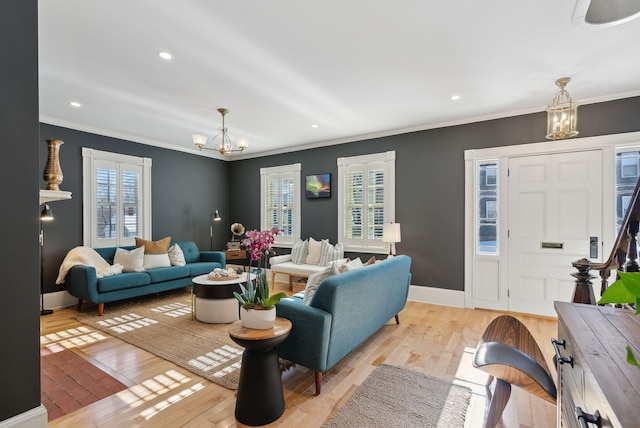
xmin=242 ymin=227 xmax=280 ymax=268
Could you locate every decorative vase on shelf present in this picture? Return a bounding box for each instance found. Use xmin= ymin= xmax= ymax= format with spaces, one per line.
xmin=43 ymin=139 xmax=64 ymax=191
xmin=240 ymin=307 xmax=276 ymax=329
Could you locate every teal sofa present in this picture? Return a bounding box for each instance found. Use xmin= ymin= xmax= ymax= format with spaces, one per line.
xmin=65 ymin=241 xmax=225 ymax=316
xmin=275 ymin=255 xmax=412 ymax=394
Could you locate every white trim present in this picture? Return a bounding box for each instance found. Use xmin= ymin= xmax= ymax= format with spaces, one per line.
xmin=0 ymin=405 xmax=47 ymax=428
xmin=337 ymin=151 xmax=396 ymax=253
xmin=42 ymin=290 xmax=77 ymax=310
xmin=407 ymin=285 xmax=465 ymax=308
xmin=260 ymin=163 xmax=301 ymax=246
xmin=464 ymin=131 xmax=640 ymax=311
xmin=82 ymin=148 xmax=152 ymax=247
xmin=464 ymin=131 xmax=640 ymax=160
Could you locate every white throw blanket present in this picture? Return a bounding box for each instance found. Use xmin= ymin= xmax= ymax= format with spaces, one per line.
xmin=56 ymin=246 xmax=123 ymax=284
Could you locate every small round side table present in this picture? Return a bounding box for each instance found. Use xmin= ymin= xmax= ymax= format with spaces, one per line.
xmin=228 ymin=317 xmax=292 ymax=426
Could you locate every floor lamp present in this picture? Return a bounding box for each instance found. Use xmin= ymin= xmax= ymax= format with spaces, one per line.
xmin=210 ymin=209 xmax=221 ymax=250
xmin=40 ymin=204 xmax=54 ymax=316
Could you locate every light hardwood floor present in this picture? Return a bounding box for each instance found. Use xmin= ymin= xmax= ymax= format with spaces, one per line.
xmin=41 ymin=281 xmax=558 ymax=428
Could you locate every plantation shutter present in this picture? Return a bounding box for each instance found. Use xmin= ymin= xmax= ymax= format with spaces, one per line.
xmin=260 ymin=163 xmax=301 ymax=247
xmin=83 ymin=148 xmax=151 ymax=247
xmin=338 ymin=151 xmax=395 ymax=252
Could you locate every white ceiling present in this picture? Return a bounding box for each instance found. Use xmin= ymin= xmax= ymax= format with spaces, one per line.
xmin=38 ymin=0 xmax=640 ymax=159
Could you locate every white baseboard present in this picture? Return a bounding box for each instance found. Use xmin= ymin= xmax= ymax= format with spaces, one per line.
xmin=42 ymin=290 xmax=77 ymax=310
xmin=44 ymin=285 xmax=466 ymax=309
xmin=407 ymin=285 xmax=466 ymax=308
xmin=0 ymin=405 xmax=47 ymax=428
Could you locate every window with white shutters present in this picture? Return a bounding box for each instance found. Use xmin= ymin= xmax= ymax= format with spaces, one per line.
xmin=83 ymin=148 xmax=151 ymax=247
xmin=338 ymin=151 xmax=395 ymax=253
xmin=261 ymin=163 xmax=301 ymax=247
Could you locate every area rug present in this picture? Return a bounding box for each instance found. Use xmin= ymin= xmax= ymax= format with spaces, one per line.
xmin=75 ymin=290 xmax=243 ymax=390
xmin=323 ymin=364 xmax=471 ymax=428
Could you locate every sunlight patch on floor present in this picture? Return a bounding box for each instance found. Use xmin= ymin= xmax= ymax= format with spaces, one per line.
xmin=187 ymin=344 xmax=243 ymax=378
xmin=453 ymin=346 xmax=490 ymax=428
xmin=139 ymin=382 xmax=206 ymax=420
xmin=117 ymin=369 xmax=192 ymax=408
xmin=150 ymin=302 xmax=191 ymax=318
xmin=95 ymin=313 xmax=159 ymax=333
xmin=40 ymin=325 xmax=108 ymax=348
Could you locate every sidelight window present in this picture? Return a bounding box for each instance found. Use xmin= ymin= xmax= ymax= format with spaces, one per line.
xmin=615 ymin=150 xmax=640 ymax=233
xmin=477 ymin=162 xmax=498 ymax=254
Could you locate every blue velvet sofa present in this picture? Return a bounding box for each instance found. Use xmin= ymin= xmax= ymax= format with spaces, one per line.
xmin=65 ymin=241 xmax=225 ymax=316
xmin=275 ymin=254 xmax=412 ymax=394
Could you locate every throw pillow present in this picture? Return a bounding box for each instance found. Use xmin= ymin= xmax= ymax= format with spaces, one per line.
xmin=364 ymin=256 xmax=377 ymax=265
xmin=319 ymin=241 xmax=344 ymax=266
xmin=114 ymin=246 xmax=145 ymax=272
xmin=305 ymin=237 xmax=324 ymax=265
xmin=143 ymin=253 xmax=172 ymax=269
xmin=291 ymin=239 xmax=309 ymax=265
xmin=96 ymin=264 xmax=123 ymax=278
xmin=168 ymin=244 xmax=186 ymax=266
xmin=303 ymin=262 xmax=341 ymax=305
xmin=134 ymin=236 xmax=171 ymax=254
xmin=333 ymin=258 xmax=350 ymax=272
xmin=344 ymin=257 xmax=364 ymax=271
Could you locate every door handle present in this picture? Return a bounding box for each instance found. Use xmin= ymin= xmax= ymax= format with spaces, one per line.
xmin=590 ymin=236 xmax=598 ymax=259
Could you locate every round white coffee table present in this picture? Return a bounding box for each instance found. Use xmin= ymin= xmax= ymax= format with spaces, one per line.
xmin=192 ymin=272 xmax=255 ymax=324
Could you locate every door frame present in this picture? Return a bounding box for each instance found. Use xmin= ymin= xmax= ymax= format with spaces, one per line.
xmin=464 ymin=131 xmax=640 ymax=311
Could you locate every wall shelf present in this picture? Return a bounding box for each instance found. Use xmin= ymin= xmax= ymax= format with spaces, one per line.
xmin=40 ymin=189 xmax=72 ymax=204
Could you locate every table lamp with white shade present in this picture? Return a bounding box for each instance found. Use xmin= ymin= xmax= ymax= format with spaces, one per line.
xmin=382 ymin=222 xmax=401 ymax=256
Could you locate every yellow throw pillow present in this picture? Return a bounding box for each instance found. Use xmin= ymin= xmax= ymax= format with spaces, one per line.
xmin=135 ymin=236 xmax=171 ymax=254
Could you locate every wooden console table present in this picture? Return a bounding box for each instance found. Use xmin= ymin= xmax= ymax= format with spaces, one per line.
xmin=554 ymin=302 xmax=640 ymax=427
xmin=224 ymin=249 xmax=247 ymax=264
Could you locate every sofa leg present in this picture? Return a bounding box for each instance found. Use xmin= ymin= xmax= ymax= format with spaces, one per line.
xmin=315 ymin=371 xmax=322 ymax=395
xmin=98 ymin=303 xmax=104 ymax=316
xmin=76 ymin=298 xmax=83 ymax=311
xmin=270 ymin=270 xmax=275 ymax=290
xmin=395 ymin=314 xmax=400 ymax=324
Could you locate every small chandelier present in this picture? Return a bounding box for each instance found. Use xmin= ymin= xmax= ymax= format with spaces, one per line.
xmin=193 ymin=108 xmax=249 ymax=155
xmin=545 ymin=77 xmax=579 ymax=140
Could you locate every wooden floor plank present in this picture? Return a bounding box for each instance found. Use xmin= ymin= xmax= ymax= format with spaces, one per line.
xmin=44 ymin=281 xmax=558 ymax=427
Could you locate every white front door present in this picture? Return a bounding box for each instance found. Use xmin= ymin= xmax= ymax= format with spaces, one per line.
xmin=507 ymin=150 xmax=603 ymax=317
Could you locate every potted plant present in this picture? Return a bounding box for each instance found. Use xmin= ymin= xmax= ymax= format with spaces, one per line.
xmin=598 ymin=270 xmax=640 ymax=367
xmin=233 ymin=227 xmax=287 ymax=329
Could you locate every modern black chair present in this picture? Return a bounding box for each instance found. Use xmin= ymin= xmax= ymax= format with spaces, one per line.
xmin=473 ymin=315 xmax=557 ymax=428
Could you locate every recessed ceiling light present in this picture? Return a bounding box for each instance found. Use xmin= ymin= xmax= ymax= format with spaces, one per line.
xmin=69 ymin=101 xmax=82 ymax=108
xmin=311 ymin=124 xmax=319 ymax=128
xmin=451 ymin=95 xmax=461 ymax=101
xmin=158 ymin=51 xmax=172 ymax=60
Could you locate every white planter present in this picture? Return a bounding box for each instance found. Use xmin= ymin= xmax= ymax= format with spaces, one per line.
xmin=240 ymin=307 xmax=276 ymax=329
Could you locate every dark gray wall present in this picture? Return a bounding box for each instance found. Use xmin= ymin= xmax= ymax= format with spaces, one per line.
xmin=229 ymin=97 xmax=640 ymax=291
xmin=39 ymin=124 xmax=230 ymax=293
xmin=38 ymin=99 xmax=640 ymax=294
xmin=3 ymin=0 xmax=636 ymax=422
xmin=0 ymin=0 xmax=41 ymax=422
